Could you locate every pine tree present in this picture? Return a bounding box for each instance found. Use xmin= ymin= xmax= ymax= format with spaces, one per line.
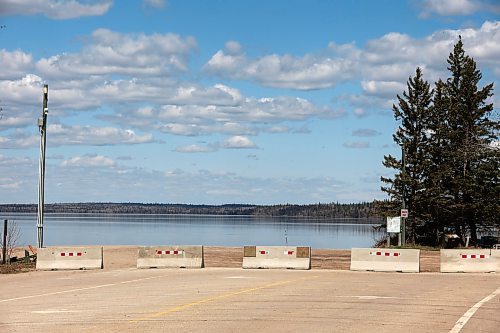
xmin=442 ymin=37 xmax=498 ymax=242
xmin=422 ymin=79 xmax=453 ymax=244
xmin=381 ymin=67 xmax=433 ymax=243
xmin=380 ymin=38 xmax=498 ymax=246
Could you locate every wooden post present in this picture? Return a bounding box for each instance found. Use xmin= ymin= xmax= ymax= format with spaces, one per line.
xmin=2 ymin=220 xmax=7 ymax=264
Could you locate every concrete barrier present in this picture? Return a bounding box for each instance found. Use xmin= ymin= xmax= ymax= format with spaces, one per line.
xmin=137 ymin=245 xmax=204 ymax=268
xmin=350 ymin=248 xmax=420 ymax=273
xmin=36 ymin=247 xmax=103 ymax=270
xmin=440 ymin=249 xmax=500 ymax=273
xmin=242 ymin=246 xmax=311 ymax=270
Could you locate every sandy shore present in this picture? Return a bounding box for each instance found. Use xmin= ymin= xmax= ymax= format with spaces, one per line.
xmin=9 ymin=245 xmax=441 ymax=272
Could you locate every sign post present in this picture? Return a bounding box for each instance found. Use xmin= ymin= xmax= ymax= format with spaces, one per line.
xmin=400 ymin=209 xmax=408 ymax=246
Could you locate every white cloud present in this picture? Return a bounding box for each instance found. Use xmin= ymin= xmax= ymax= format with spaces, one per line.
xmin=143 ymin=0 xmax=166 ymax=9
xmin=0 ymin=155 xmax=36 ymax=199
xmin=0 ymin=153 xmax=370 ymax=204
xmin=2 ymin=124 xmax=154 ymax=148
xmin=225 ymin=41 xmax=243 ymax=55
xmin=0 ymin=154 xmax=33 ymax=166
xmin=0 ymin=114 xmax=33 ymax=130
xmin=36 ymin=29 xmax=196 ymax=79
xmin=1 ymin=20 xmax=498 ymax=160
xmin=0 ymin=0 xmax=113 ymax=19
xmin=343 ymin=141 xmax=370 ymax=149
xmin=343 ymin=93 xmax=394 ymax=111
xmin=417 ymin=0 xmax=498 ymax=18
xmin=205 ymin=48 xmax=355 ymax=90
xmin=264 ymin=126 xmax=290 ymax=134
xmin=352 ymin=129 xmax=381 ymax=137
xmin=0 ymin=74 xmax=44 ymax=107
xmin=103 ymin=95 xmax=340 ymax=137
xmin=0 ymin=179 xmax=22 ymax=190
xmin=0 ymin=77 xmax=248 ymax=122
xmin=48 ymin=124 xmax=154 ymax=146
xmin=62 ymin=155 xmax=115 ymax=167
xmin=0 ymin=50 xmax=33 ymax=79
xmin=175 ymin=144 xmax=216 ymax=153
xmin=222 ymin=136 xmax=257 ymax=149
xmin=204 ymin=21 xmax=500 ymax=97
xmin=353 ymin=108 xmax=366 ymax=118
xmin=0 ymin=134 xmax=37 ymax=148
xmin=361 ymin=80 xmax=406 ymax=98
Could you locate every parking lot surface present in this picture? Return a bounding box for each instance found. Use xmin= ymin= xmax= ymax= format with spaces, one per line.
xmin=1 ymin=267 xmax=499 ymax=332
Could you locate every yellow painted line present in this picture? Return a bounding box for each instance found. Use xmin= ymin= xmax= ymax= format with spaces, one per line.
xmin=131 ymin=275 xmax=317 ymax=323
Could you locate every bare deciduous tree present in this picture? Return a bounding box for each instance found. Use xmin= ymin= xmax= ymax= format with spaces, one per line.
xmin=1 ymin=220 xmax=21 ymax=263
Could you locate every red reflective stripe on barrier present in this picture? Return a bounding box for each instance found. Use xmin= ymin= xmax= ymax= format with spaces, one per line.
xmin=370 ymin=251 xmax=400 ymax=257
xmin=461 ymin=254 xmax=489 ymax=259
xmin=60 ymin=252 xmax=84 ymax=257
xmin=156 ymin=250 xmax=185 ymax=255
xmin=284 ymin=251 xmax=294 ymax=255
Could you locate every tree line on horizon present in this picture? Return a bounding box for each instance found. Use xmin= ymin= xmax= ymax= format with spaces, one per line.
xmin=377 ymin=37 xmax=499 ymax=246
xmin=0 ymin=201 xmax=380 ymax=219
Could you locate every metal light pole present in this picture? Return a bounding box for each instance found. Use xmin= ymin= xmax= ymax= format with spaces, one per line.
xmin=37 ymin=85 xmax=48 ymax=249
xmin=401 ymin=144 xmax=406 ymax=246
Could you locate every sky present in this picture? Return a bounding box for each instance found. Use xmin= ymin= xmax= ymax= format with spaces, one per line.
xmin=0 ymin=0 xmax=499 ymax=205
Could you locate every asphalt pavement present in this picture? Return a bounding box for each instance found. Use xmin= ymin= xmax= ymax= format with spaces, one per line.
xmin=1 ymin=268 xmax=499 ymax=332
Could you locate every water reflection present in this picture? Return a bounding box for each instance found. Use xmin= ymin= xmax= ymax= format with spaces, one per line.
xmin=2 ymin=213 xmax=384 ymax=249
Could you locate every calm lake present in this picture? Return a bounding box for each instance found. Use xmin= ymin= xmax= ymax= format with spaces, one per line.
xmin=1 ymin=213 xmax=385 ymax=249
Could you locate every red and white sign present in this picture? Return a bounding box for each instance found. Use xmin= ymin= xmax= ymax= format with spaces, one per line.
xmin=401 ymin=209 xmax=409 ymax=218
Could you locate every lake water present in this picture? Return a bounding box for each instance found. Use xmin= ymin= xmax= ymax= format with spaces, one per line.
xmin=1 ymin=213 xmax=385 ymax=249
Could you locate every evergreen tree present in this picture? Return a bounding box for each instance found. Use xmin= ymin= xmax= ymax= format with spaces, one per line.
xmin=381 ymin=67 xmax=433 ymax=243
xmin=422 ymin=79 xmax=453 ymax=244
xmin=442 ymin=37 xmax=498 ymax=242
xmin=381 ymin=38 xmax=498 ymax=246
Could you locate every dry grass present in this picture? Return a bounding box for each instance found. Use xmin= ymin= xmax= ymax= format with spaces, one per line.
xmin=0 ymin=261 xmax=35 ymax=274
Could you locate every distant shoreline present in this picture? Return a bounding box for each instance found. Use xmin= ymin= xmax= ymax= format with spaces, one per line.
xmin=0 ymin=202 xmax=381 ymax=219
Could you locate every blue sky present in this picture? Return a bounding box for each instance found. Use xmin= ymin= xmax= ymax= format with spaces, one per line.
xmin=0 ymin=0 xmax=499 ymax=204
